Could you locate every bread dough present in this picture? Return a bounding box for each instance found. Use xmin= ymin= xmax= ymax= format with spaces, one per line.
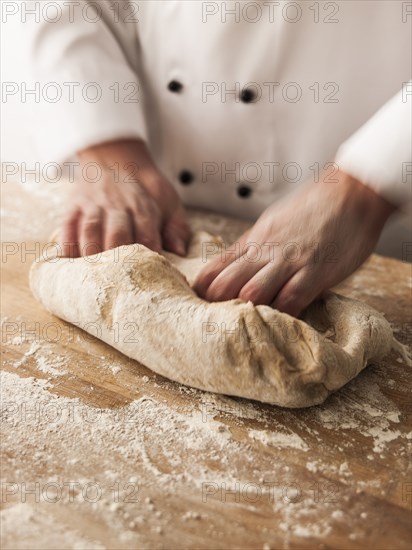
xmin=30 ymin=231 xmax=394 ymax=407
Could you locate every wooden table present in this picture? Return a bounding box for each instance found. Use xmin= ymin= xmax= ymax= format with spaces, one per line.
xmin=1 ymin=177 xmax=411 ymax=549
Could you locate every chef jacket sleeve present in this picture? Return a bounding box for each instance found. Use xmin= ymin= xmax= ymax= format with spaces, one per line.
xmin=336 ymin=83 xmax=412 ymax=207
xmin=25 ymin=0 xmax=147 ymax=163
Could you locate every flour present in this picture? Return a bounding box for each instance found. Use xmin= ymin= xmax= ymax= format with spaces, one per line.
xmin=277 ymin=497 xmax=333 ymax=540
xmin=35 ymin=351 xmax=68 ymax=377
xmin=306 ymin=461 xmax=318 ymax=473
xmin=339 ymin=462 xmax=350 ymax=476
xmin=290 ymin=524 xmax=332 ymax=538
xmin=1 ymin=502 xmax=106 ymax=550
xmin=310 ymin=372 xmax=406 ymax=456
xmin=182 ymin=511 xmax=201 ymax=521
xmin=199 ymin=393 xmax=267 ymax=422
xmin=249 ymin=429 xmax=309 ymax=452
xmin=9 ymin=334 xmax=26 ymax=346
xmin=8 ymin=341 xmax=68 ymax=377
xmin=2 ymin=368 xmax=380 ymax=549
xmin=109 ymin=365 xmax=121 ymax=375
xmin=368 ymin=426 xmax=404 ymax=454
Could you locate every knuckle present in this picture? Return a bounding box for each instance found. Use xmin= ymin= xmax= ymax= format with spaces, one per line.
xmin=83 ymin=219 xmax=101 ymax=231
xmin=131 ymin=206 xmax=150 ymax=221
xmin=63 ymin=209 xmax=80 ymax=225
xmin=147 ymin=205 xmax=161 ymax=221
xmin=108 ymin=208 xmax=127 ymax=219
xmin=136 ymin=197 xmax=160 ymax=217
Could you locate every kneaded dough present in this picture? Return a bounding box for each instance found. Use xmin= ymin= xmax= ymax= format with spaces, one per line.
xmin=30 ymin=231 xmax=394 ymax=407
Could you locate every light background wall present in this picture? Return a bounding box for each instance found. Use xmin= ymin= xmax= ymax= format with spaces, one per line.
xmin=2 ymin=15 xmax=39 ymax=164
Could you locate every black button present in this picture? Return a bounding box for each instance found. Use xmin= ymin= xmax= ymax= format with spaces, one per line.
xmin=168 ymin=80 xmax=183 ymax=93
xmin=179 ymin=170 xmax=194 ymax=185
xmin=237 ymin=185 xmax=252 ymax=198
xmin=240 ymin=88 xmax=256 ymax=103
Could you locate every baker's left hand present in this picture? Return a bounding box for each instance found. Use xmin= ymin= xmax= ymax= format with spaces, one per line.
xmin=194 ymin=170 xmax=395 ymax=317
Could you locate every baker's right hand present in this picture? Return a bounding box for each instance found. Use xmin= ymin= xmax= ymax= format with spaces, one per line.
xmin=60 ymin=139 xmax=191 ymax=257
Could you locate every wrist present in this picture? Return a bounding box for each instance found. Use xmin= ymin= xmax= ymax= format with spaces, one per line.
xmin=339 ymin=170 xmax=396 ymax=229
xmin=77 ymin=138 xmax=150 ymax=170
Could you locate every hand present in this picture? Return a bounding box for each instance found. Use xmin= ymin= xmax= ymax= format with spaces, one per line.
xmin=60 ymin=139 xmax=190 ymax=257
xmin=194 ymin=171 xmax=395 ymax=317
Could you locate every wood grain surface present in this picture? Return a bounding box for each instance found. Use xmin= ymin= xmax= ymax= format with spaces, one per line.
xmin=1 ymin=177 xmax=411 ymax=550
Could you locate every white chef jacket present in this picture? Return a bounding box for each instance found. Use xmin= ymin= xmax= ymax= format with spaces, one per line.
xmin=21 ymin=0 xmax=411 ymax=219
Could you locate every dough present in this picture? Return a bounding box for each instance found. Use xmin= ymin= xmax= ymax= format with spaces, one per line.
xmin=30 ymin=231 xmax=394 ymax=407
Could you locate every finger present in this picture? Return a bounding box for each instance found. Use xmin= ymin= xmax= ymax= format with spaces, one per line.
xmin=60 ymin=209 xmax=80 ymax=257
xmin=271 ymin=268 xmax=324 ymax=318
xmin=130 ymin=199 xmax=162 ymax=253
xmin=162 ymin=207 xmax=192 ymax=256
xmin=104 ymin=209 xmax=134 ymax=250
xmin=79 ymin=206 xmax=103 ymax=256
xmin=203 ymin=251 xmax=266 ymax=302
xmin=193 ymin=230 xmax=251 ymax=298
xmin=237 ymin=258 xmax=299 ymax=306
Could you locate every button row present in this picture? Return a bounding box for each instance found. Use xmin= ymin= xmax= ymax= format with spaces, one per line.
xmin=168 ymin=80 xmax=256 ymax=103
xmin=171 ymin=80 xmax=253 ymax=198
xmin=178 ymin=171 xmax=252 ymax=198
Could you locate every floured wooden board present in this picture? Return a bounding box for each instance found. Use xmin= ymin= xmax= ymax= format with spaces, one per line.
xmin=1 ymin=176 xmax=412 ymax=549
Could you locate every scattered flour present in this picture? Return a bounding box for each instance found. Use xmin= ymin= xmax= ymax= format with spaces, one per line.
xmin=1 ymin=368 xmax=375 ymax=549
xmin=110 ymin=365 xmax=121 ymax=375
xmin=182 ymin=511 xmax=201 ymax=521
xmin=199 ymin=393 xmax=267 ymax=422
xmin=249 ymin=429 xmax=309 ymax=452
xmin=8 ymin=341 xmax=68 ymax=377
xmin=9 ymin=335 xmax=26 ymax=346
xmin=1 ymin=502 xmax=105 ymax=550
xmin=35 ymin=352 xmax=68 ymax=377
xmin=306 ymin=461 xmax=318 ymax=473
xmin=310 ymin=373 xmax=407 ymax=456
